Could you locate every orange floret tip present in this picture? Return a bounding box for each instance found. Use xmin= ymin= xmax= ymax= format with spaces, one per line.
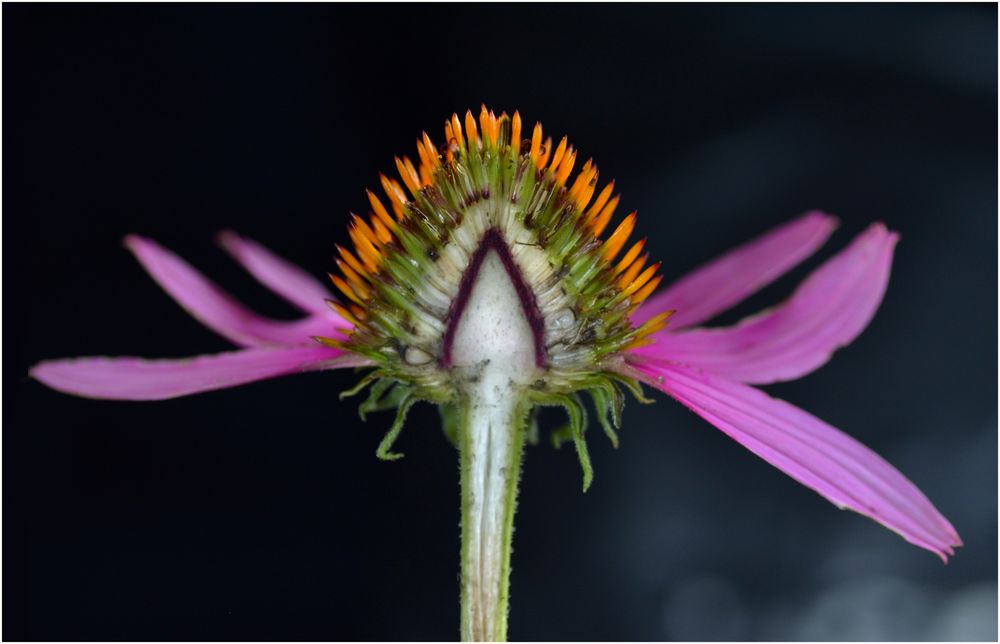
xmin=479 ymin=105 xmax=498 ymax=147
xmin=537 ymin=136 xmax=553 ymax=168
xmin=329 ymin=273 xmax=364 ymax=306
xmin=366 ymin=190 xmax=395 ymax=231
xmin=313 ymin=334 xmax=349 ymax=350
xmin=511 ymin=111 xmax=522 ymax=155
xmin=336 ymin=259 xmax=370 ymax=296
xmin=574 ymin=175 xmax=598 ymax=212
xmin=415 ymin=138 xmax=431 ymax=169
xmin=591 ymin=195 xmax=621 ymax=237
xmin=602 ymin=211 xmax=637 ymax=261
xmin=464 ymin=110 xmax=479 ymax=149
xmin=347 ymin=226 xmax=381 ymax=273
xmin=587 ymin=180 xmax=615 ymax=219
xmin=422 ymin=132 xmax=439 ymax=168
xmin=555 ymin=149 xmax=577 ymax=186
xmin=369 ymin=216 xmax=393 ymax=245
xmin=395 ymin=156 xmax=421 ymax=196
xmin=624 ymin=262 xmax=660 ymax=296
xmin=549 ymin=136 xmax=568 ymax=172
xmin=623 ymin=311 xmax=672 ymax=349
xmin=631 ymin=274 xmax=664 ymax=307
xmin=336 ymin=244 xmax=369 ymax=280
xmin=613 ymin=239 xmax=646 ymax=276
xmin=351 ymin=213 xmax=382 ymax=250
xmin=618 ymin=252 xmax=649 ymax=287
xmin=529 ymin=122 xmax=542 ymax=164
xmin=644 ymin=309 xmax=675 ymax=333
xmin=332 ymin=301 xmax=362 ymax=327
xmin=379 ymin=173 xmax=407 ymax=219
xmin=450 ymin=113 xmax=464 ymax=150
xmin=568 ymin=159 xmax=595 ymax=199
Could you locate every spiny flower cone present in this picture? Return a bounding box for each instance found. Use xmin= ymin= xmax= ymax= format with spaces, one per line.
xmin=327 ymin=106 xmax=670 ymax=467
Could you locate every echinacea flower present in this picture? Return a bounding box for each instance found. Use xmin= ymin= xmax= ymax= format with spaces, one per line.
xmin=31 ymin=107 xmax=960 ymax=641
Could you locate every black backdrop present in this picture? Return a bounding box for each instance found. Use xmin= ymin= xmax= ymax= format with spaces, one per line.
xmin=5 ymin=3 xmax=997 ymax=641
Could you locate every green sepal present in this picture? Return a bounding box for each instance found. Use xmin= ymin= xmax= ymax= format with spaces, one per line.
xmin=439 ymin=402 xmax=460 ymax=448
xmin=360 ymin=380 xmax=413 ymax=421
xmin=588 ymin=385 xmax=620 ymax=449
xmin=532 ymin=391 xmax=593 ymax=492
xmin=376 ymin=394 xmax=419 ymax=461
xmin=550 ymin=423 xmax=575 ymax=449
xmin=612 ymin=374 xmax=654 ymax=404
xmin=339 ymin=370 xmax=382 ymax=400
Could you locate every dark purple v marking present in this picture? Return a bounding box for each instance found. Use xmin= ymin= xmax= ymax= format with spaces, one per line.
xmin=441 ymin=228 xmax=547 ymax=368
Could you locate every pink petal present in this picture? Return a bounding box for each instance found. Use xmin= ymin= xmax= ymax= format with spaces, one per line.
xmin=635 ymin=224 xmax=897 ymax=384
xmin=30 ymin=345 xmax=371 ymax=401
xmin=634 ymin=211 xmax=838 ymax=329
xmin=631 ymin=360 xmax=961 ymax=561
xmin=125 ymin=235 xmax=347 ymax=347
xmin=216 ymin=230 xmax=333 ymax=315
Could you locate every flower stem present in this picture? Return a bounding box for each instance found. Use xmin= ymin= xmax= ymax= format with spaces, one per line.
xmin=458 ymin=381 xmax=531 ymax=642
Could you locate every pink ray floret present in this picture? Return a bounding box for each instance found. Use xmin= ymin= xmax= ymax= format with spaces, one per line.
xmin=634 ymin=210 xmax=838 ymax=329
xmin=30 ymin=346 xmax=361 ymax=401
xmin=628 ymin=213 xmax=960 ymax=561
xmin=633 ymin=222 xmax=898 ymax=384
xmin=32 ymin=233 xmax=364 ymax=400
xmin=630 ymin=361 xmax=961 ymax=561
xmin=215 ymin=230 xmax=335 ymax=315
xmin=124 ymin=234 xmax=346 ymax=348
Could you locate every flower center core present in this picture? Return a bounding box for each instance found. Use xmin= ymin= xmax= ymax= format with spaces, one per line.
xmin=443 ymin=228 xmax=546 ymax=371
xmin=328 ymin=108 xmax=672 ymax=404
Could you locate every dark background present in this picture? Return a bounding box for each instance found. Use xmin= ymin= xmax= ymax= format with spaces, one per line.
xmin=5 ymin=3 xmax=997 ymax=641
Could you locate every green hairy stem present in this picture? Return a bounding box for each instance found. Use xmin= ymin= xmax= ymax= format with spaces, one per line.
xmin=457 ymin=392 xmax=531 ymax=642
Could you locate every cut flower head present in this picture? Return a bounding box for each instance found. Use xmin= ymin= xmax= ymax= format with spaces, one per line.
xmin=32 ymin=106 xmax=960 ymax=571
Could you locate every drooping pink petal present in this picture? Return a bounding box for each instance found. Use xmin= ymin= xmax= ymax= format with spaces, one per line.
xmin=125 ymin=235 xmax=348 ymax=347
xmin=30 ymin=345 xmax=372 ymax=401
xmin=630 ymin=360 xmax=961 ymax=561
xmin=635 ymin=224 xmax=897 ymax=384
xmin=216 ymin=230 xmax=333 ymax=315
xmin=634 ymin=211 xmax=838 ymax=329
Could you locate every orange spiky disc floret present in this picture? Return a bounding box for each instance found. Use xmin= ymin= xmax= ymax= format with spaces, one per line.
xmin=326 ymin=106 xmax=668 ymax=402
